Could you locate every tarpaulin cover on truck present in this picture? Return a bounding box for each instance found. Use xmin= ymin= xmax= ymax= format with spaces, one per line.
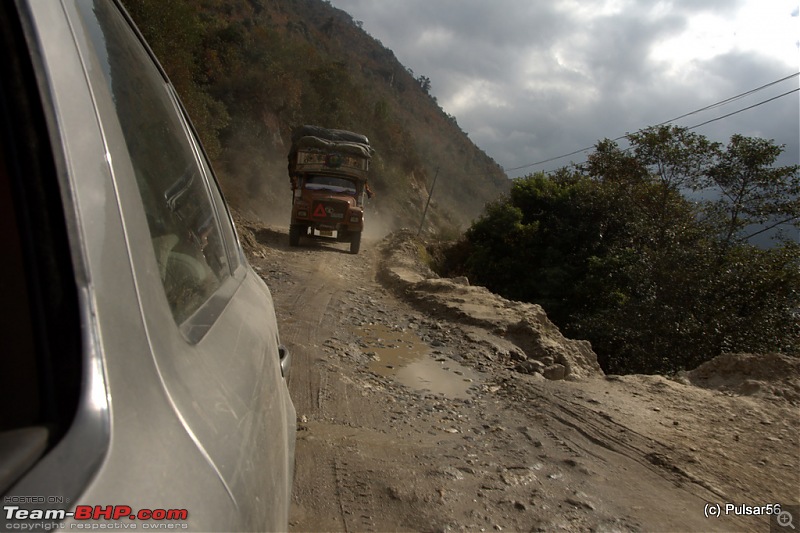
xmin=288 ymin=125 xmax=373 ymax=180
xmin=291 ymin=125 xmax=370 ymax=147
xmin=293 ymin=136 xmax=372 ymax=159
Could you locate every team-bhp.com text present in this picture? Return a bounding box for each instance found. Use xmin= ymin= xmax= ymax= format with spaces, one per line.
xmin=5 ymin=505 xmax=188 ymax=528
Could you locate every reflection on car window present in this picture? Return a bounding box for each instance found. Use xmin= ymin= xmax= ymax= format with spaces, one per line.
xmin=76 ymin=0 xmax=230 ymax=323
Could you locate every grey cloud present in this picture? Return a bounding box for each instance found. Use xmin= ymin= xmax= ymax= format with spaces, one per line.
xmin=330 ymin=0 xmax=798 ymax=177
xmin=670 ymin=0 xmax=747 ymax=13
xmin=576 ymin=14 xmax=686 ymax=90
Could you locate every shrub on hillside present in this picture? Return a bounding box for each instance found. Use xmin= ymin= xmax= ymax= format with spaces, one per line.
xmin=448 ymin=127 xmax=800 ymax=374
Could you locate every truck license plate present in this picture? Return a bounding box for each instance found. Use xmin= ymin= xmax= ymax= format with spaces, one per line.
xmin=319 ymin=230 xmax=333 ymax=236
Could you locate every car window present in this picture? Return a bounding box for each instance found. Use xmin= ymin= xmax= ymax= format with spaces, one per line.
xmin=180 ymin=99 xmax=243 ymax=273
xmin=75 ymin=0 xmax=231 ymax=324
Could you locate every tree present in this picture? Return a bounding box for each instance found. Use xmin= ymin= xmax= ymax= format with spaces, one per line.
xmin=702 ymin=134 xmax=800 ymax=249
xmin=584 ymin=138 xmax=647 ymax=184
xmin=463 ymin=199 xmax=528 ymax=296
xmin=628 ymin=125 xmax=720 ymax=191
xmin=417 ymin=75 xmax=432 ymax=94
xmin=454 ymin=128 xmax=800 ymax=375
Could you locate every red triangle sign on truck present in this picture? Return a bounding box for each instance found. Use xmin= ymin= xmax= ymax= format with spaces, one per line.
xmin=313 ymin=203 xmax=327 ymax=218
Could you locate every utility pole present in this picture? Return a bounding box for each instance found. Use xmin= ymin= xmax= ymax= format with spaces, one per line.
xmin=417 ymin=167 xmax=439 ymax=236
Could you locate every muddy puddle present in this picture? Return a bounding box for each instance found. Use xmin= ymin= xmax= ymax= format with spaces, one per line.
xmin=357 ymin=323 xmax=480 ymax=399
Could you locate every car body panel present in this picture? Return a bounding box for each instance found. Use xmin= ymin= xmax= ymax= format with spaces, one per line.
xmin=4 ymin=0 xmax=295 ymax=530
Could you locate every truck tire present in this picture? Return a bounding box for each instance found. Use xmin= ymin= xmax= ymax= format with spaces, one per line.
xmin=289 ymin=224 xmax=303 ymax=247
xmin=349 ymin=231 xmax=361 ymax=255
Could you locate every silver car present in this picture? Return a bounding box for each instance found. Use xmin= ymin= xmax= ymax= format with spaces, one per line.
xmin=0 ymin=0 xmax=295 ymax=530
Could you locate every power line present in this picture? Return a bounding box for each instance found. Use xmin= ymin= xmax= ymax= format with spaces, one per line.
xmin=504 ymin=146 xmax=592 ymax=171
xmin=658 ymin=72 xmax=799 ymax=125
xmin=504 ymin=72 xmax=800 ymax=174
xmin=686 ymin=88 xmax=799 ymax=130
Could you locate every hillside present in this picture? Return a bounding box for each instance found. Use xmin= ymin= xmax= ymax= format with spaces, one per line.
xmin=123 ymin=0 xmax=510 ymax=234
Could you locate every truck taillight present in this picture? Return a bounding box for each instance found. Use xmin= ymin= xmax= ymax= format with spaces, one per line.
xmin=298 ymin=210 xmax=308 ymax=217
xmin=350 ymin=215 xmax=361 ymax=223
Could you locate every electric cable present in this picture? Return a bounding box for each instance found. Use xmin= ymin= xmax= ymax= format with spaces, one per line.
xmin=503 ymin=72 xmax=799 ymax=174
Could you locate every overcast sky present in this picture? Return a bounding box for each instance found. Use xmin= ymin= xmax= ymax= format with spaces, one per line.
xmin=328 ymin=0 xmax=799 ymax=178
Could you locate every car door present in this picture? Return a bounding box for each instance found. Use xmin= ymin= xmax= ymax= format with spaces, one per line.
xmin=1 ymin=0 xmax=219 ymax=524
xmin=62 ymin=1 xmax=295 ymax=529
xmin=2 ymin=0 xmax=294 ymax=530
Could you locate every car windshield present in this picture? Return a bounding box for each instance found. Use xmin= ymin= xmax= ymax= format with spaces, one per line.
xmin=304 ymin=175 xmax=357 ymax=195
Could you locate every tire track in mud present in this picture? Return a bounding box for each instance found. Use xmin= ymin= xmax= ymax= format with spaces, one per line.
xmin=334 ymin=452 xmax=378 ymax=533
xmin=252 ymin=233 xmax=386 ymax=532
xmin=277 ymin=248 xmax=345 ymax=415
xmin=497 ymin=377 xmax=748 ymax=531
xmin=546 ymin=397 xmax=729 ymax=500
xmin=530 ymin=381 xmax=729 ymax=498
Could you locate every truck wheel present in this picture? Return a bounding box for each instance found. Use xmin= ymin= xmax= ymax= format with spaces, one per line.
xmin=349 ymin=232 xmax=361 ymax=254
xmin=289 ymin=224 xmax=303 ymax=247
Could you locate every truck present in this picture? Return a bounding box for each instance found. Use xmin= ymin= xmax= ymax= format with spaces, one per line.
xmin=287 ymin=125 xmax=373 ymax=254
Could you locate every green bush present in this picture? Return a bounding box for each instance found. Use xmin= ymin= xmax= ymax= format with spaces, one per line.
xmin=451 ymin=126 xmax=800 ymax=374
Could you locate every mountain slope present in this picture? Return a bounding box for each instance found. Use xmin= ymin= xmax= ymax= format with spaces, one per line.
xmin=123 ymin=0 xmax=510 ymax=233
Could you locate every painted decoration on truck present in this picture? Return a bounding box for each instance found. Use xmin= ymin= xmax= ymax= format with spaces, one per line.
xmin=296 ymin=150 xmax=368 ymax=173
xmin=325 ymin=153 xmax=344 ymax=168
xmin=312 ymin=202 xmax=346 ymax=220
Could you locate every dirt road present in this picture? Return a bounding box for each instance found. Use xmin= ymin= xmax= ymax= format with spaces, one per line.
xmin=238 ymin=220 xmax=799 ymax=533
